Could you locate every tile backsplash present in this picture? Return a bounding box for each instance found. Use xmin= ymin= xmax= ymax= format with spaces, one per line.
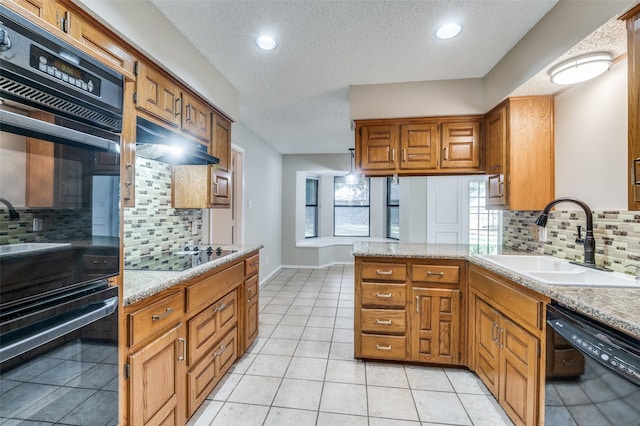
xmin=0 ymin=208 xmax=91 ymax=244
xmin=123 ymin=158 xmax=202 ymax=265
xmin=503 ymin=210 xmax=640 ymax=274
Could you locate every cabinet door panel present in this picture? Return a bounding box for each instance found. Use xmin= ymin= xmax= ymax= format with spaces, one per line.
xmin=182 ymin=92 xmax=211 ymax=144
xmin=212 ymin=111 xmax=231 ymax=172
xmin=441 ymin=121 xmax=481 ymax=169
xmin=487 ymin=174 xmax=506 ymax=208
xmin=211 ymin=169 xmax=231 ymax=207
xmin=135 ymin=62 xmax=181 ymax=127
xmin=129 ymin=324 xmax=185 ymax=426
xmin=77 ymin=21 xmax=135 ymax=75
xmin=474 ymin=297 xmax=500 ymax=397
xmin=400 ymin=123 xmax=438 ymax=170
xmin=500 ymin=318 xmax=538 ymax=426
xmin=412 ymin=288 xmax=460 ymax=364
xmin=359 ymin=125 xmax=398 ymax=170
xmin=485 ymin=106 xmax=506 ymax=176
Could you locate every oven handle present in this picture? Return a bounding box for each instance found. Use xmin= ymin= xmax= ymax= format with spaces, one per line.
xmin=0 ymin=109 xmax=119 ymax=154
xmin=0 ymin=296 xmax=118 ymax=363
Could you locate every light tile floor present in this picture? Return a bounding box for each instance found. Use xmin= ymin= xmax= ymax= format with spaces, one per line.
xmin=188 ymin=265 xmax=514 ymax=426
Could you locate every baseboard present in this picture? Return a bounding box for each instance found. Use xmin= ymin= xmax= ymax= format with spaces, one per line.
xmin=280 ymin=261 xmax=353 ymax=270
xmin=259 ymin=267 xmax=281 ymax=286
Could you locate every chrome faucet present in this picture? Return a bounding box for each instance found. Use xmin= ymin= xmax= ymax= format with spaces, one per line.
xmin=0 ymin=197 xmax=20 ymax=220
xmin=534 ymin=197 xmax=602 ymax=269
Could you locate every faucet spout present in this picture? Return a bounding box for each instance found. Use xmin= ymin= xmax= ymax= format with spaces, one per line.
xmin=0 ymin=197 xmax=20 ymax=221
xmin=535 ymin=197 xmax=595 ymax=266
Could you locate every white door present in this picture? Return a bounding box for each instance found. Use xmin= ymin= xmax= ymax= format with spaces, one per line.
xmin=426 ymin=176 xmax=468 ymax=244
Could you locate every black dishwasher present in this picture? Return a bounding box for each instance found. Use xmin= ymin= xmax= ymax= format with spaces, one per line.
xmin=545 ymin=303 xmax=640 ymax=426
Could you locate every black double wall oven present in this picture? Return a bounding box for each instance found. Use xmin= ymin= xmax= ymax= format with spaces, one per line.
xmin=0 ymin=5 xmax=122 ymax=425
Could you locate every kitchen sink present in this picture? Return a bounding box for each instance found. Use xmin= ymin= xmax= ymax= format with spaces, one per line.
xmin=0 ymin=242 xmax=72 ymax=257
xmin=476 ymin=254 xmax=639 ymax=288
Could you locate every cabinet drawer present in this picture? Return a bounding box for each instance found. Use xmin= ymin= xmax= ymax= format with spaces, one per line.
xmin=360 ymin=334 xmax=406 ymax=360
xmin=361 ymin=309 xmax=406 ymax=333
xmin=187 ymin=327 xmax=238 ymax=417
xmin=244 ymin=254 xmax=259 ymax=277
xmin=129 ymin=292 xmax=184 ymax=347
xmin=361 ymin=283 xmax=405 ymax=307
xmin=186 ymin=262 xmax=243 ymax=312
xmin=361 ymin=262 xmax=407 ymax=282
xmin=412 ymin=264 xmax=459 ymax=285
xmin=187 ymin=290 xmax=238 ymax=365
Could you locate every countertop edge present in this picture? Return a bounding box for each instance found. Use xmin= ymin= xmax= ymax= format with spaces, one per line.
xmin=123 ymin=244 xmax=263 ymax=306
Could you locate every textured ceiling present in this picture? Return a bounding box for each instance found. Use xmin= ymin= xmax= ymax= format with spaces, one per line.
xmin=150 ymin=1 xmax=567 ymax=154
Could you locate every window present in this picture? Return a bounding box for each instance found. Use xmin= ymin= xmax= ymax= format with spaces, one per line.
xmin=387 ymin=177 xmax=399 ymax=239
xmin=468 ymin=180 xmax=500 ymax=254
xmin=334 ymin=176 xmax=370 ymax=236
xmin=305 ymin=178 xmax=318 ymax=238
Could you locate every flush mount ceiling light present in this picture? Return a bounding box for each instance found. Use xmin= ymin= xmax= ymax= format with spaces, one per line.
xmin=549 ymin=52 xmax=613 ymax=85
xmin=436 ymin=23 xmax=462 ymax=40
xmin=255 ymin=35 xmax=278 ymax=51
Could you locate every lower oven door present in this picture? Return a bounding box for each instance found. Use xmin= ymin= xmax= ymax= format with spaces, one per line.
xmin=0 ymin=283 xmax=119 ymax=425
xmin=545 ymin=305 xmax=640 ymax=426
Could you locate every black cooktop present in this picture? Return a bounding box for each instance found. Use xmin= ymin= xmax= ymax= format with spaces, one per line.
xmin=125 ymin=246 xmax=236 ymax=271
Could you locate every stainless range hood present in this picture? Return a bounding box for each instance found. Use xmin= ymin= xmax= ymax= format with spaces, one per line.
xmin=135 ymin=116 xmax=220 ymax=165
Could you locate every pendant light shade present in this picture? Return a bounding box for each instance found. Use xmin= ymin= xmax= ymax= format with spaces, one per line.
xmin=549 ymin=52 xmax=613 ymax=85
xmin=345 ymin=148 xmax=359 ymax=185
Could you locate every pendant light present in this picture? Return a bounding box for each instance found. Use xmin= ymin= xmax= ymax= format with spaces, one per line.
xmin=345 ymin=148 xmax=359 ymax=185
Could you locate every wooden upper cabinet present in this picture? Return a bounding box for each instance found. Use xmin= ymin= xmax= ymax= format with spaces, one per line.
xmin=485 ymin=96 xmax=554 ymax=210
xmin=622 ymin=4 xmax=640 ymax=210
xmin=355 ymin=117 xmax=483 ymax=176
xmin=75 ymin=18 xmax=136 ymax=76
xmin=134 ymin=61 xmax=182 ymax=128
xmin=358 ymin=124 xmax=399 ymax=171
xmin=441 ymin=121 xmax=481 ymax=169
xmin=182 ymin=91 xmax=212 ymax=145
xmin=399 ymin=123 xmax=438 ymax=170
xmin=10 ymin=0 xmax=46 ymax=18
xmin=212 ymin=110 xmax=232 ymax=172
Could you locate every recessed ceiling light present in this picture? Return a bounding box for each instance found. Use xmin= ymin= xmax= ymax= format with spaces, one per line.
xmin=549 ymin=52 xmax=613 ymax=85
xmin=256 ymin=35 xmax=278 ymax=51
xmin=436 ymin=23 xmax=462 ymax=40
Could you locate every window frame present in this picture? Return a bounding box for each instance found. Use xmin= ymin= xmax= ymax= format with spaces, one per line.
xmin=333 ymin=175 xmax=371 ymax=237
xmin=305 ymin=177 xmax=319 ymax=238
xmin=386 ymin=177 xmax=399 ymax=240
xmin=467 ymin=178 xmax=501 ymax=254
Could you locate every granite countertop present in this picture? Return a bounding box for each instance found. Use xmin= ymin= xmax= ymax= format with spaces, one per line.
xmin=353 ymin=241 xmax=640 ymax=339
xmin=123 ymin=244 xmax=263 ymax=306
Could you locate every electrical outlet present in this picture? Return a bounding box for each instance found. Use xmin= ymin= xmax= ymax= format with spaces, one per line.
xmin=33 ymin=218 xmax=43 ymax=232
xmin=191 ymin=221 xmax=198 ymax=236
xmin=531 ymin=225 xmax=539 ymax=240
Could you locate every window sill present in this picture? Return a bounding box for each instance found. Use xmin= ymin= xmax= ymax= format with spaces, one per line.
xmin=296 ymin=237 xmax=397 ymax=248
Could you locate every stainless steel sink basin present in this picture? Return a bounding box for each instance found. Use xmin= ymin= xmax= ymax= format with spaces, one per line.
xmin=0 ymin=243 xmax=72 ymax=257
xmin=476 ymin=254 xmax=639 ymax=288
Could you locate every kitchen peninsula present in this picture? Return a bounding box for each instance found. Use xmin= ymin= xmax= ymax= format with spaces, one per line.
xmin=353 ymin=241 xmax=640 ymax=426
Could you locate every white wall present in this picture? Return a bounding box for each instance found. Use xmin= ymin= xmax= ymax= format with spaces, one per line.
xmin=553 ymin=59 xmax=628 ymax=210
xmin=232 ymin=124 xmax=283 ymax=281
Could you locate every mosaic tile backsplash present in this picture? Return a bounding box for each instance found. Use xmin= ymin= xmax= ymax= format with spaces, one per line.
xmin=503 ymin=210 xmax=640 ymax=275
xmin=0 ymin=208 xmax=91 ymax=245
xmin=123 ymin=158 xmax=203 ymax=266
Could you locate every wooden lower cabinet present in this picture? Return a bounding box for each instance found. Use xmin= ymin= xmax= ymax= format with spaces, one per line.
xmin=469 ymin=265 xmax=547 ymax=426
xmin=128 ymin=324 xmax=186 ymax=426
xmin=125 ymin=251 xmax=260 ymax=426
xmin=355 ymin=257 xmax=465 ymax=366
xmin=412 ymin=288 xmax=461 ymax=364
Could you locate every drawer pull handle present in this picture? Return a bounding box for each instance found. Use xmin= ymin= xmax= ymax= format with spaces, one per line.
xmin=376 ymin=270 xmax=393 ymax=275
xmin=251 ymin=261 xmax=259 ymax=267
xmin=376 ymin=344 xmax=392 ymax=351
xmin=213 ymin=344 xmax=227 ymax=357
xmin=491 ymin=323 xmax=499 ymax=342
xmin=151 ymin=307 xmax=173 ymax=321
xmin=214 ymin=302 xmax=227 ymax=313
xmin=178 ymin=338 xmax=186 ymax=361
xmin=426 ymin=271 xmax=444 ymax=277
xmin=375 ymin=319 xmax=392 ymax=325
xmin=93 ymin=260 xmax=109 ymax=264
xmin=561 ymin=359 xmax=575 ymax=366
xmin=375 ymin=292 xmax=392 ymax=298
xmin=498 ymin=328 xmax=505 ymax=348
xmin=416 ymin=295 xmax=420 ymax=313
